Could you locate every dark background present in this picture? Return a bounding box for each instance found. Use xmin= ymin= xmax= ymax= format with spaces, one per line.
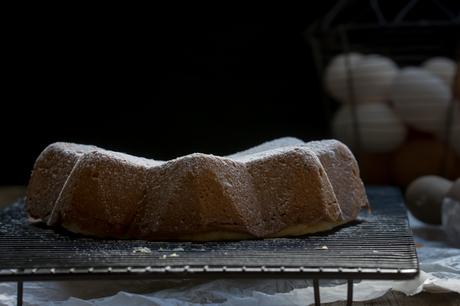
xmin=2 ymin=1 xmax=459 ymax=185
xmin=3 ymin=5 xmax=338 ymax=185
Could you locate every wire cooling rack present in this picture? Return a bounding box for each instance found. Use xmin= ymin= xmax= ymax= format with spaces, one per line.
xmin=0 ymin=186 xmax=418 ymax=305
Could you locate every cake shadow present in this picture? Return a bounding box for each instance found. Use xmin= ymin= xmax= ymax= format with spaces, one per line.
xmin=296 ymin=219 xmax=364 ymax=238
xmin=29 ymin=218 xmax=365 ymax=242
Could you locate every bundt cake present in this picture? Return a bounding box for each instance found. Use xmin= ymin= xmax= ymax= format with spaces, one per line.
xmin=26 ymin=137 xmax=368 ymax=241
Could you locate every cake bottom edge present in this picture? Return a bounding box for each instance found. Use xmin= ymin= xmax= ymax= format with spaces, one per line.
xmin=59 ymin=220 xmax=349 ymax=241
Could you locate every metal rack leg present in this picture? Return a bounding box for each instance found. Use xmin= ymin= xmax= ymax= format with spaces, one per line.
xmin=347 ymin=279 xmax=353 ymax=306
xmin=313 ymin=279 xmax=320 ymax=306
xmin=17 ymin=281 xmax=23 ymax=306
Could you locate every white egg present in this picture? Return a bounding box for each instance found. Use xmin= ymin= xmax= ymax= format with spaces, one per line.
xmin=324 ymin=53 xmax=363 ymax=103
xmin=391 ymin=67 xmax=450 ymax=133
xmin=353 ymin=55 xmax=398 ymax=103
xmin=332 ymin=103 xmax=407 ymax=153
xmin=422 ymin=57 xmax=457 ymax=86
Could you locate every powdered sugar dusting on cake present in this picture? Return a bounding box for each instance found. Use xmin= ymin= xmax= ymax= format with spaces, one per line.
xmin=99 ymin=150 xmax=163 ymax=167
xmin=303 ymin=140 xmax=341 ymax=156
xmin=228 ymin=137 xmax=305 ymax=158
xmin=230 ymin=145 xmax=307 ymax=163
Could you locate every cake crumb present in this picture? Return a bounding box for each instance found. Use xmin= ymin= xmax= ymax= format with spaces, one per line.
xmin=133 ymin=247 xmax=152 ymax=254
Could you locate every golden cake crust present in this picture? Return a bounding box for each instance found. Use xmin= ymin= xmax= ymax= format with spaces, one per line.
xmin=26 ymin=138 xmax=368 ymax=240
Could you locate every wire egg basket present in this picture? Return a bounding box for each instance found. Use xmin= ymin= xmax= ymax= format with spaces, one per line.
xmin=306 ymin=0 xmax=460 ymax=187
